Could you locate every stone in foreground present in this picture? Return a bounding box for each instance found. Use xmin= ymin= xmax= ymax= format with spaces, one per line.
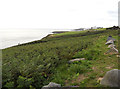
xmin=100 ymin=69 xmax=120 ymax=87
xmin=108 ymin=44 xmax=116 ymax=48
xmin=68 ymin=58 xmax=85 ymax=63
xmin=105 ymin=40 xmax=114 ymax=45
xmin=106 ymin=47 xmax=118 ymax=54
xmin=41 ymin=82 xmax=61 ymax=89
xmin=106 ymin=36 xmax=116 ymax=42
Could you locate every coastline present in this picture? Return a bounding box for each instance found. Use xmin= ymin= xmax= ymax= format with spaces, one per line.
xmin=2 ymin=34 xmax=51 ymax=50
xmin=2 ymin=30 xmax=72 ymax=50
xmin=10 ymin=34 xmax=52 ymax=48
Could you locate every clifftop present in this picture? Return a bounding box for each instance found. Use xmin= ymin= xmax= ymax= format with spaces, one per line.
xmin=2 ymin=28 xmax=119 ymax=88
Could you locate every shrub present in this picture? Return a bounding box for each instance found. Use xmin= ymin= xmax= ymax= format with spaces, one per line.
xmin=17 ymin=76 xmax=34 ymax=88
xmin=73 ymin=49 xmax=101 ymax=60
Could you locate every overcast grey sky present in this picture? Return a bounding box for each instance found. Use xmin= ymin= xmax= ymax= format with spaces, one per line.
xmin=0 ymin=0 xmax=119 ymax=29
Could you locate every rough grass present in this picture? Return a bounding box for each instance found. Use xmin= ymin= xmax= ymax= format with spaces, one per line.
xmin=63 ymin=34 xmax=118 ymax=87
xmin=2 ymin=28 xmax=118 ymax=88
xmin=50 ymin=28 xmax=106 ymax=37
xmin=52 ymin=30 xmax=88 ymax=36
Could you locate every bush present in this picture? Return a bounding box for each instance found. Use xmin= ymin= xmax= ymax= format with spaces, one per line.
xmin=2 ymin=29 xmax=117 ymax=88
xmin=17 ymin=76 xmax=34 ymax=88
xmin=73 ymin=49 xmax=101 ymax=60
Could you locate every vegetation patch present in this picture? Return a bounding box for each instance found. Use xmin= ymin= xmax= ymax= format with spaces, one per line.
xmin=2 ymin=28 xmax=118 ymax=88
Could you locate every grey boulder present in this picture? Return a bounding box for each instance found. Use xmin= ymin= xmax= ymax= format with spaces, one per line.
xmin=100 ymin=69 xmax=120 ymax=87
xmin=41 ymin=82 xmax=61 ymax=89
xmin=68 ymin=58 xmax=85 ymax=63
xmin=108 ymin=44 xmax=116 ymax=48
xmin=107 ymin=47 xmax=118 ymax=53
xmin=106 ymin=36 xmax=116 ymax=42
xmin=105 ymin=40 xmax=114 ymax=45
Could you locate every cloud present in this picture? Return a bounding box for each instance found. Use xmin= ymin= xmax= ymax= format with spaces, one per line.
xmin=0 ymin=0 xmax=119 ymax=29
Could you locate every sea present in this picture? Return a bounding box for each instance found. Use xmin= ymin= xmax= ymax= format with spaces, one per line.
xmin=0 ymin=29 xmax=72 ymax=49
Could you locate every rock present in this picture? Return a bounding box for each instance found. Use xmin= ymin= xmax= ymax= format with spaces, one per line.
xmin=106 ymin=47 xmax=118 ymax=54
xmin=105 ymin=40 xmax=114 ymax=45
xmin=108 ymin=44 xmax=116 ymax=48
xmin=41 ymin=82 xmax=61 ymax=89
xmin=100 ymin=69 xmax=120 ymax=87
xmin=106 ymin=36 xmax=116 ymax=42
xmin=112 ymin=47 xmax=118 ymax=53
xmin=68 ymin=58 xmax=85 ymax=63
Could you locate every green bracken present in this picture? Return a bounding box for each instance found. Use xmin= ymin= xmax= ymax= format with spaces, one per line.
xmin=2 ymin=28 xmax=118 ymax=88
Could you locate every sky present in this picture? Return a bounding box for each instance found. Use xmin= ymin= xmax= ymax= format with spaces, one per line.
xmin=0 ymin=0 xmax=119 ymax=29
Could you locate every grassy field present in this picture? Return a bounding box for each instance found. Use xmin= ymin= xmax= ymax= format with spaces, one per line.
xmin=48 ymin=28 xmax=106 ymax=37
xmin=2 ymin=28 xmax=118 ymax=88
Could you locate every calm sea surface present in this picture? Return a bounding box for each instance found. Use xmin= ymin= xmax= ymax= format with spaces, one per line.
xmin=0 ymin=29 xmax=71 ymax=49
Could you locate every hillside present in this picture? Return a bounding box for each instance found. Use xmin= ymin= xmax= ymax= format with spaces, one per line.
xmin=2 ymin=28 xmax=119 ymax=88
